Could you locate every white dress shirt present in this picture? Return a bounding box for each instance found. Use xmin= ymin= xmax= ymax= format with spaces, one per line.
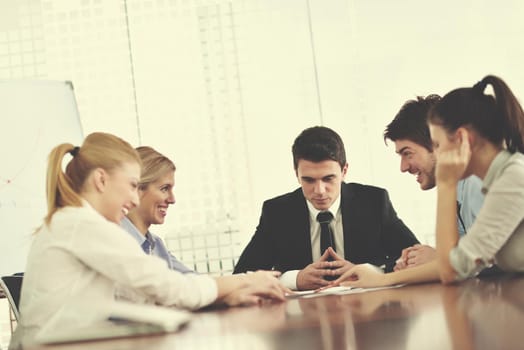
xmin=20 ymin=201 xmax=217 ymax=334
xmin=280 ymin=195 xmax=344 ymax=290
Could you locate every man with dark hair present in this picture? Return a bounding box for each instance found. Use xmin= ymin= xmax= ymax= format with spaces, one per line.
xmin=234 ymin=126 xmax=418 ymax=290
xmin=384 ymin=95 xmax=484 ymax=270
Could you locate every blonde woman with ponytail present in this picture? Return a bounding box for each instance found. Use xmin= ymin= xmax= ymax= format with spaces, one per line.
xmin=19 ymin=132 xmax=286 ymax=334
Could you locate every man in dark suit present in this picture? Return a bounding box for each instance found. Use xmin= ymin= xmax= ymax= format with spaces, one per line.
xmin=234 ymin=126 xmax=419 ymax=290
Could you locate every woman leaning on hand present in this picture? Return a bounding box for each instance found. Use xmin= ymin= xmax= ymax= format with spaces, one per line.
xmin=335 ymin=75 xmax=524 ymax=288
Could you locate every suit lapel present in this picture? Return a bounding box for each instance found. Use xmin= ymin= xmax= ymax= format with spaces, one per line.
xmin=289 ymin=189 xmax=313 ymax=266
xmin=341 ymin=183 xmax=359 ymax=260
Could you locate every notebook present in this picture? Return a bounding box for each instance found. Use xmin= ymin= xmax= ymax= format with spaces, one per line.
xmin=35 ymin=301 xmax=191 ymax=344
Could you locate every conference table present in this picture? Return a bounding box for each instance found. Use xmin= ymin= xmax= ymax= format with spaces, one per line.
xmin=10 ymin=274 xmax=524 ymax=350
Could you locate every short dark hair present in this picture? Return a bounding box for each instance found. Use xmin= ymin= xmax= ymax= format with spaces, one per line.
xmin=292 ymin=126 xmax=346 ymax=170
xmin=384 ymin=95 xmax=441 ymax=151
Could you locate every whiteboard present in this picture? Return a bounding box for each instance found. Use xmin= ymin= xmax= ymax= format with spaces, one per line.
xmin=0 ymin=80 xmax=83 ymax=276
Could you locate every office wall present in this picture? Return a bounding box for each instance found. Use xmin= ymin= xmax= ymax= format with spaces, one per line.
xmin=305 ymin=0 xmax=524 ymax=246
xmin=2 ymin=0 xmax=524 ymax=273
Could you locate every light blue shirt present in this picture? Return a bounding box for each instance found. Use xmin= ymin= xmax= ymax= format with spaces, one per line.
xmin=456 ymin=175 xmax=485 ymax=236
xmin=120 ymin=217 xmax=194 ymax=274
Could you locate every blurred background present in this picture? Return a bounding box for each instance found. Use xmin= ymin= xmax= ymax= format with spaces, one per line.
xmin=2 ymin=0 xmax=524 ymax=279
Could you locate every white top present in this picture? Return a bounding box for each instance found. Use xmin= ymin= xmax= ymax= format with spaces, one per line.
xmin=450 ymin=150 xmax=524 ymax=279
xmin=19 ymin=201 xmax=217 ymax=333
xmin=306 ymin=195 xmax=345 ymax=261
xmin=279 ymin=195 xmax=343 ymax=290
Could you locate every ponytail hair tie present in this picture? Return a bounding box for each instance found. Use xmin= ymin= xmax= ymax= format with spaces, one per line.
xmin=69 ymin=146 xmax=80 ymax=157
xmin=473 ymin=80 xmax=487 ymax=95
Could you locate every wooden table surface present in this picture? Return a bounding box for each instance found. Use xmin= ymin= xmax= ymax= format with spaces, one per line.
xmin=10 ymin=274 xmax=524 ymax=350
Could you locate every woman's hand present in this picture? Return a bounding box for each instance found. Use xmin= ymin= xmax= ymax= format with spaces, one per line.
xmin=220 ymin=271 xmax=288 ymax=306
xmin=333 ymin=264 xmax=388 ymax=289
xmin=435 ymin=128 xmax=471 ymax=187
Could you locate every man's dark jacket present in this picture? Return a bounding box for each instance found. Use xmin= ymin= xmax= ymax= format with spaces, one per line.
xmin=234 ymin=183 xmax=419 ymax=273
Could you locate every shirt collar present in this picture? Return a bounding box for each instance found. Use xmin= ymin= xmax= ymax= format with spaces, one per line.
xmin=306 ymin=193 xmax=341 ymax=221
xmin=482 ymin=150 xmax=512 ymax=194
xmin=120 ymin=216 xmax=148 ymax=245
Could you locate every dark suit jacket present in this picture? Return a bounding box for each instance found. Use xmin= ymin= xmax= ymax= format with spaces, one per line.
xmin=233 ymin=182 xmax=419 ymax=274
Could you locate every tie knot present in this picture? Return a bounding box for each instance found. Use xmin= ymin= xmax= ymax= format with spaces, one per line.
xmin=317 ymin=211 xmax=333 ymax=224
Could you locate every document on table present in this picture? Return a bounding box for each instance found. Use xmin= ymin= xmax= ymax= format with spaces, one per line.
xmin=286 ymin=284 xmax=405 ymax=299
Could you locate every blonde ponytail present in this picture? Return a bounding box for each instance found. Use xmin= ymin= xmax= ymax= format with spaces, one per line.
xmin=42 ymin=132 xmax=140 ymax=227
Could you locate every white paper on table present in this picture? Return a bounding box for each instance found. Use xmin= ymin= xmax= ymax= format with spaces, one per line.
xmin=286 ymin=284 xmax=405 ymax=299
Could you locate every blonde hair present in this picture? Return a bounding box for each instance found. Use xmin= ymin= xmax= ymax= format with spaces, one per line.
xmin=44 ymin=132 xmax=140 ymax=225
xmin=136 ymin=146 xmax=176 ymax=190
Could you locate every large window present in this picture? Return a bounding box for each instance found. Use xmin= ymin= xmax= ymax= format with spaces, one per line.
xmin=2 ymin=0 xmax=524 ymax=275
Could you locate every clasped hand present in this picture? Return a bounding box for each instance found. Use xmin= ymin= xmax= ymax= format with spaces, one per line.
xmin=394 ymin=244 xmax=436 ymax=271
xmin=296 ymin=247 xmax=354 ymax=290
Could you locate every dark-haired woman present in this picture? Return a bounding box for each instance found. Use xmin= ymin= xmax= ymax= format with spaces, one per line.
xmin=335 ymin=75 xmax=524 ymax=287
